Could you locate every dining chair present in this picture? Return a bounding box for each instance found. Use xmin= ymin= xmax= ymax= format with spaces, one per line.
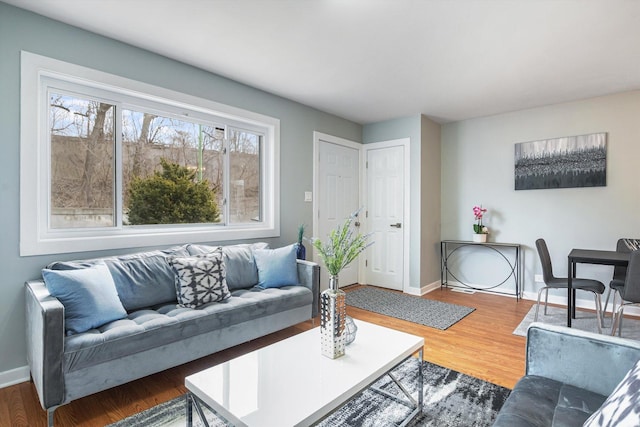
xmin=611 ymin=250 xmax=640 ymax=336
xmin=602 ymin=238 xmax=638 ymax=320
xmin=535 ymin=238 xmax=605 ymax=333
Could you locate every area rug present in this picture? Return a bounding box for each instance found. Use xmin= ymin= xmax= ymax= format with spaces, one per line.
xmin=346 ymin=286 xmax=475 ymax=330
xmin=107 ymin=358 xmax=510 ymax=427
xmin=513 ymin=305 xmax=640 ymax=340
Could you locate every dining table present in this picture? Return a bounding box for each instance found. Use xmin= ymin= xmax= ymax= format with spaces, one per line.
xmin=567 ymin=249 xmax=630 ymax=327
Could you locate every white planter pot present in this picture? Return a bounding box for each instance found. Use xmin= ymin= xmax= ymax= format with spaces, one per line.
xmin=472 ymin=233 xmax=487 ymax=243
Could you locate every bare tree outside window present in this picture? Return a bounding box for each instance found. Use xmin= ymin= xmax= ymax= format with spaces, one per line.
xmin=229 ymin=129 xmax=261 ymax=223
xmin=49 ymin=93 xmax=114 ymax=228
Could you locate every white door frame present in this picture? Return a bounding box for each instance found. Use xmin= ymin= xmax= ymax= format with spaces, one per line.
xmin=363 ymin=138 xmax=411 ymax=293
xmin=312 ymin=132 xmax=363 ymax=284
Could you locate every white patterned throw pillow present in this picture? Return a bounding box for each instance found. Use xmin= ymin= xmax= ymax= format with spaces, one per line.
xmin=583 ymin=358 xmax=640 ymax=427
xmin=168 ymin=248 xmax=231 ymax=308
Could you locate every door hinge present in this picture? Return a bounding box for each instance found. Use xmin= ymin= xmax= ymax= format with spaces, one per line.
xmin=365 ymin=260 xmax=368 ymax=267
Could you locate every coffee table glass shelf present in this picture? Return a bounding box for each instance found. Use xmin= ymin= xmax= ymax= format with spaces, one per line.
xmin=185 ymin=319 xmax=424 ymax=427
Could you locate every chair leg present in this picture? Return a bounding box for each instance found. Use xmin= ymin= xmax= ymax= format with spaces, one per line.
xmin=543 ymin=288 xmax=550 ymax=315
xmin=594 ymin=293 xmax=603 ymax=334
xmin=611 ymin=290 xmax=620 ymax=320
xmin=602 ymin=287 xmax=612 ymax=318
xmin=618 ymin=313 xmax=624 ymax=337
xmin=534 ymin=287 xmax=547 ymax=322
xmin=611 ymin=306 xmax=625 ymax=336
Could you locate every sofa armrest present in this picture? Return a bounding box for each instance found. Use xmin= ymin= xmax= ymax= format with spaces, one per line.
xmin=25 ymin=280 xmax=65 ymax=410
xmin=296 ymin=260 xmax=320 ymax=318
xmin=526 ymin=322 xmax=640 ymax=396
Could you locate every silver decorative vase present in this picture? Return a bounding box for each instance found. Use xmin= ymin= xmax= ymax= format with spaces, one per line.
xmin=320 ymin=275 xmax=346 ymax=359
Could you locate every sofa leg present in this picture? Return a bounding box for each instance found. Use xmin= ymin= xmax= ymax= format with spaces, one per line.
xmin=47 ymin=407 xmax=55 ymax=427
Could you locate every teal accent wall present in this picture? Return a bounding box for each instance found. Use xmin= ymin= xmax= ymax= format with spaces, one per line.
xmin=0 ymin=2 xmax=361 ymax=375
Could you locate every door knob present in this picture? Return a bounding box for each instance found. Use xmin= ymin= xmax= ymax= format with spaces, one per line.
xmin=390 ymin=223 xmax=402 ymax=228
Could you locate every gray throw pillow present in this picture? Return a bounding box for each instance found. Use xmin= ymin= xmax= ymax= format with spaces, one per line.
xmin=168 ymin=249 xmax=231 ymax=308
xmin=47 ymin=245 xmax=190 ymax=311
xmin=186 ymin=242 xmax=269 ymax=290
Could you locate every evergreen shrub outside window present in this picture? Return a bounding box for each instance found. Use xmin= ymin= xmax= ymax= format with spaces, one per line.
xmin=127 ymin=159 xmax=221 ymax=225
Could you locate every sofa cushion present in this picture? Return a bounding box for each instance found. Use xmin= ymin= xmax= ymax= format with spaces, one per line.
xmin=42 ymin=263 xmax=127 ymax=335
xmin=253 ymin=244 xmax=298 ymax=289
xmin=47 ymin=245 xmax=190 ymax=311
xmin=168 ymin=249 xmax=231 ymax=308
xmin=61 ymin=285 xmax=313 ymax=373
xmin=187 ymin=242 xmax=268 ymax=290
xmin=492 ymin=375 xmax=606 ymax=427
xmin=583 ymin=358 xmax=640 ymax=427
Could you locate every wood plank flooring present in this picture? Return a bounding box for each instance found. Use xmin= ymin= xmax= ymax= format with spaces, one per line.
xmin=0 ymin=287 xmax=534 ymax=427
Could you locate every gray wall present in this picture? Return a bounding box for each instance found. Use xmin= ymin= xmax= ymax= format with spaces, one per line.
xmin=363 ymin=115 xmax=442 ymax=290
xmin=420 ymin=116 xmax=442 ymax=287
xmin=441 ymin=90 xmax=640 ymax=304
xmin=0 ymin=2 xmax=361 ymax=375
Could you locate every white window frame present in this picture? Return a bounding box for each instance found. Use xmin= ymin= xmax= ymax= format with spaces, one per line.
xmin=20 ymin=51 xmax=280 ymax=256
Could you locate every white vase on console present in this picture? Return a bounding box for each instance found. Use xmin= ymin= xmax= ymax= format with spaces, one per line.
xmin=473 ymin=233 xmax=487 ymax=243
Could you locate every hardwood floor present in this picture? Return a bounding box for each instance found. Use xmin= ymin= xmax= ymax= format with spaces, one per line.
xmin=0 ymin=288 xmax=534 ymax=427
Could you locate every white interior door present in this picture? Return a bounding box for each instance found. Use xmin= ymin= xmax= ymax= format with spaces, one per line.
xmin=365 ymin=144 xmax=405 ymax=291
xmin=315 ymin=133 xmax=360 ymax=290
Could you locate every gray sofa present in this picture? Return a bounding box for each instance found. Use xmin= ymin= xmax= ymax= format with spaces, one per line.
xmin=493 ymin=322 xmax=640 ymax=426
xmin=25 ymin=243 xmax=319 ymax=427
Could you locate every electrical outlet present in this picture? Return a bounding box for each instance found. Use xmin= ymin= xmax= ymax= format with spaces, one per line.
xmin=304 ymin=191 xmax=312 ymax=202
xmin=534 ymin=274 xmax=543 ymax=282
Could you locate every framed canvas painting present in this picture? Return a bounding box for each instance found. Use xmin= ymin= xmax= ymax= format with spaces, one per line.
xmin=514 ymin=132 xmax=607 ymax=190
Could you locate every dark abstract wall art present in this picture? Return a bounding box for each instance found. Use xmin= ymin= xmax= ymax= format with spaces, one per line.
xmin=514 ymin=132 xmax=607 ymax=190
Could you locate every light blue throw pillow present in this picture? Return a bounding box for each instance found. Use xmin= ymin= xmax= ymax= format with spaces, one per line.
xmin=253 ymin=244 xmax=299 ymax=289
xmin=42 ymin=263 xmax=128 ymax=335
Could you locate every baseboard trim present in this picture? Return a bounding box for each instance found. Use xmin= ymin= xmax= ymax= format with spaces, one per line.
xmin=0 ymin=365 xmax=30 ymax=389
xmin=405 ymin=280 xmax=440 ymax=296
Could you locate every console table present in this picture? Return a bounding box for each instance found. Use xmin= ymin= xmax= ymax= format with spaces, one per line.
xmin=440 ymin=240 xmax=522 ymax=300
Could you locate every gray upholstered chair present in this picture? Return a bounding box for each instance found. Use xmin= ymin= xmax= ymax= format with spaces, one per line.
xmin=535 ymin=238 xmax=605 ymax=333
xmin=603 ymin=238 xmax=639 ymax=321
xmin=611 ymin=250 xmax=640 ymax=336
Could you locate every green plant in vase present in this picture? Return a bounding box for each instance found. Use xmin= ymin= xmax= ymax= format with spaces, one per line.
xmin=311 ymin=209 xmax=372 ymax=358
xmin=311 ymin=210 xmax=371 ymax=279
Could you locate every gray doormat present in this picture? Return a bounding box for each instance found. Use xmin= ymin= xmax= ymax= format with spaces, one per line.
xmin=106 ymin=358 xmax=510 ymax=427
xmin=346 ymin=286 xmax=475 ymax=330
xmin=513 ymin=305 xmax=640 ymax=339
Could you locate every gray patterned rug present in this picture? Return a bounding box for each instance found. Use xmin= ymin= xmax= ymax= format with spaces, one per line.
xmin=346 ymin=286 xmax=475 ymax=330
xmin=514 ymin=305 xmax=640 ymax=340
xmin=107 ymin=358 xmax=510 ymax=427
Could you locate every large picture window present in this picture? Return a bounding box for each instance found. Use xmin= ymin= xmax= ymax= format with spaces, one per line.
xmin=21 ymin=52 xmax=279 ymax=256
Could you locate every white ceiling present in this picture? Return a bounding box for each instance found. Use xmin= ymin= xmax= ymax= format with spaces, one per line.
xmin=6 ymin=0 xmax=640 ymax=124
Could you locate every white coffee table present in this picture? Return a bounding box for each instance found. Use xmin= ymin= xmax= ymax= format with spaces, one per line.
xmin=185 ymin=319 xmax=424 ymax=427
